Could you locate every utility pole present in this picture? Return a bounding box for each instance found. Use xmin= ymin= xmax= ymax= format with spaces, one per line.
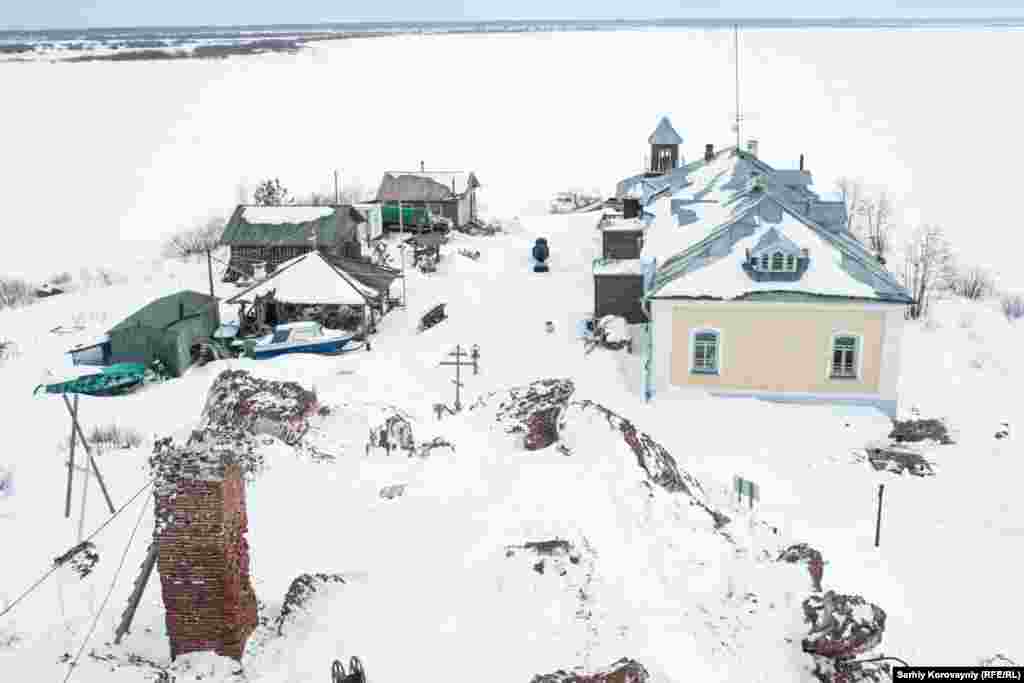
xmin=206 ymin=248 xmax=215 ymax=298
xmin=334 ymin=170 xmax=340 ymax=204
xmin=399 ymin=244 xmax=407 ymax=308
xmin=874 ymin=483 xmax=885 ymax=548
xmin=439 ymin=344 xmax=480 ymax=412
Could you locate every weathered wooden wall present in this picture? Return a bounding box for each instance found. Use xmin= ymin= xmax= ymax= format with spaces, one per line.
xmin=594 ymin=274 xmax=647 ymax=324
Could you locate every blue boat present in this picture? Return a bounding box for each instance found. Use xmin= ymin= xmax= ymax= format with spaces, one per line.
xmin=251 ymin=321 xmax=364 ymax=359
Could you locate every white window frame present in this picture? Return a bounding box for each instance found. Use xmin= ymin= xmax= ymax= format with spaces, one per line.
xmin=689 ymin=327 xmax=723 ymax=375
xmin=827 ymin=332 xmax=863 ymax=381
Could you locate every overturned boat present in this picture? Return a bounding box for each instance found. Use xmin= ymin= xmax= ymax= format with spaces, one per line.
xmin=33 ymin=362 xmax=147 ymax=397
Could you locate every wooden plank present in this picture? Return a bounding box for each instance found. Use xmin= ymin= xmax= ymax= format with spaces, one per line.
xmin=64 ymin=394 xmax=78 ymax=518
xmin=61 ymin=394 xmax=117 ymax=515
xmin=114 ymin=542 xmax=158 ymax=645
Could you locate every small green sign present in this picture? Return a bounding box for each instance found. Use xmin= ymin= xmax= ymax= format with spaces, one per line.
xmin=733 ymin=475 xmax=760 ymax=508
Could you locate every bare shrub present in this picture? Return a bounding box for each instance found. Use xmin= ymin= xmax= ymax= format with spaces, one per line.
xmin=902 ymin=225 xmax=956 ymax=321
xmin=87 ymin=424 xmax=144 ymax=449
xmin=949 ymin=265 xmax=996 ymax=301
xmin=1001 ymin=293 xmax=1024 ymax=321
xmin=0 ymin=339 xmax=18 ymax=363
xmin=0 ymin=277 xmax=36 ymax=310
xmin=50 ymin=271 xmax=73 ymax=285
xmin=96 ymin=268 xmax=114 ymax=287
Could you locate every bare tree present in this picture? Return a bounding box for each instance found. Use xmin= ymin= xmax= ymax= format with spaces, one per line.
xmin=162 ymin=216 xmax=226 ymax=297
xmin=857 ymin=191 xmax=895 ymax=263
xmin=253 ymin=178 xmax=292 ymax=206
xmin=834 ymin=177 xmax=865 ymax=233
xmin=902 ymin=224 xmax=956 ymax=320
xmin=949 ymin=264 xmax=996 ymax=301
xmin=307 ymin=181 xmax=373 ymax=205
xmin=162 ymin=216 xmax=225 ymax=260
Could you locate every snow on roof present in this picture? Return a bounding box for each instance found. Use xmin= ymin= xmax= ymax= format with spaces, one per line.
xmin=593 ymin=258 xmax=644 ymax=276
xmin=650 ymin=201 xmax=908 ymax=301
xmin=226 ymin=251 xmax=376 ymax=306
xmin=640 ymin=152 xmax=762 ymax=264
xmin=383 ymin=170 xmax=478 ymax=196
xmin=751 ymin=227 xmax=803 ymax=257
xmin=601 ymin=217 xmax=646 ymax=232
xmin=241 ymin=206 xmax=336 ymax=225
xmin=772 ymin=169 xmax=813 ymax=187
xmin=648 ymin=116 xmax=683 ymax=146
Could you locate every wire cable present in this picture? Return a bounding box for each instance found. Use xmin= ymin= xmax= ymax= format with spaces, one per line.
xmin=0 ymin=477 xmax=154 ymax=621
xmin=63 ymin=488 xmax=152 ymax=683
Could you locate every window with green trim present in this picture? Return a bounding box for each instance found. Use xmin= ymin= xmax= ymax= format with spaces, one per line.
xmin=831 ymin=336 xmax=858 ymax=378
xmin=693 ymin=331 xmax=719 ymax=374
xmin=771 ymin=252 xmax=785 ymax=270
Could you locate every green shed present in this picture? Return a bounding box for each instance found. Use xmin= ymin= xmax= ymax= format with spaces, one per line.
xmin=107 ymin=290 xmax=220 ymax=378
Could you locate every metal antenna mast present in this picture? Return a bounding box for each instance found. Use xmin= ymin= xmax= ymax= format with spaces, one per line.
xmin=734 ymin=23 xmax=740 ymax=149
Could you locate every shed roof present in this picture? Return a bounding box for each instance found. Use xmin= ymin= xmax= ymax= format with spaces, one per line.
xmin=109 ymin=290 xmax=218 ymax=332
xmin=323 ymin=254 xmax=402 ymax=296
xmin=376 ymin=171 xmax=480 ymax=202
xmin=648 ymin=117 xmax=683 ymax=146
xmin=221 ymin=205 xmax=365 ymax=246
xmin=226 ymin=251 xmax=376 ymax=306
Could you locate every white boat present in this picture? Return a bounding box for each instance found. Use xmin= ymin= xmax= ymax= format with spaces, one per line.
xmin=251 ymin=321 xmax=364 ymax=359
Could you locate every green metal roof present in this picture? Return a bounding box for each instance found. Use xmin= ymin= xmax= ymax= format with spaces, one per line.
xmin=109 ymin=290 xmax=219 ymax=332
xmin=221 ymin=205 xmax=363 ymax=246
xmin=650 ymin=291 xmax=912 ymax=305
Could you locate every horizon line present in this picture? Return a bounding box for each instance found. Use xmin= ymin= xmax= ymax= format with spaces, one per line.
xmin=5 ymin=15 xmax=1024 ymax=33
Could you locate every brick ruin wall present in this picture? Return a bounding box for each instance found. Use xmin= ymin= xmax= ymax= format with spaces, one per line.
xmin=155 ymin=463 xmax=258 ymax=661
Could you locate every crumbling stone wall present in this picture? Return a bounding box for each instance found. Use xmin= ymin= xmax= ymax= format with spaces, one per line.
xmin=155 ymin=462 xmax=257 ymax=661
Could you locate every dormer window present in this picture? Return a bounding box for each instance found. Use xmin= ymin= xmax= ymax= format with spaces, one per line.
xmin=752 ymin=251 xmax=799 ymax=273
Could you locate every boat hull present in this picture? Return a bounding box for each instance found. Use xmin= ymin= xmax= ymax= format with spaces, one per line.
xmin=252 ymin=336 xmax=360 ymax=359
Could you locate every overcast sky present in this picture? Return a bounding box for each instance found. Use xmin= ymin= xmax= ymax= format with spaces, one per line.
xmin=4 ymin=2 xmax=1023 ymax=31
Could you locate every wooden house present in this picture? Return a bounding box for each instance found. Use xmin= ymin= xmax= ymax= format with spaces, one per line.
xmin=374 ymin=168 xmax=481 ymax=228
xmin=221 ymin=204 xmax=369 ymax=282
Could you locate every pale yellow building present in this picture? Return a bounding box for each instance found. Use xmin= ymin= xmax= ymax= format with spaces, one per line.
xmin=618 ymin=128 xmax=913 ymax=417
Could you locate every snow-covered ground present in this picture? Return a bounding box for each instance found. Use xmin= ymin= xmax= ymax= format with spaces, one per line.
xmin=0 ymin=214 xmax=1021 ymax=682
xmin=2 ymin=28 xmax=1024 ymax=291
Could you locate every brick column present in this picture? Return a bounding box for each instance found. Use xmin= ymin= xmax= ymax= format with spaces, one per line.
xmin=155 ymin=462 xmax=257 ymax=661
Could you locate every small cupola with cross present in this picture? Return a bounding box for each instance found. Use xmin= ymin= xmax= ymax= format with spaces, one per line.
xmin=647 ymin=116 xmax=683 ymax=176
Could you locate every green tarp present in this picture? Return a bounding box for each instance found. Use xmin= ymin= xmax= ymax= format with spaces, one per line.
xmin=107 ymin=290 xmax=220 ymax=378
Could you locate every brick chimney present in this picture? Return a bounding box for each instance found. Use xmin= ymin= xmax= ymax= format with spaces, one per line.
xmin=704 ymin=144 xmax=715 ymax=162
